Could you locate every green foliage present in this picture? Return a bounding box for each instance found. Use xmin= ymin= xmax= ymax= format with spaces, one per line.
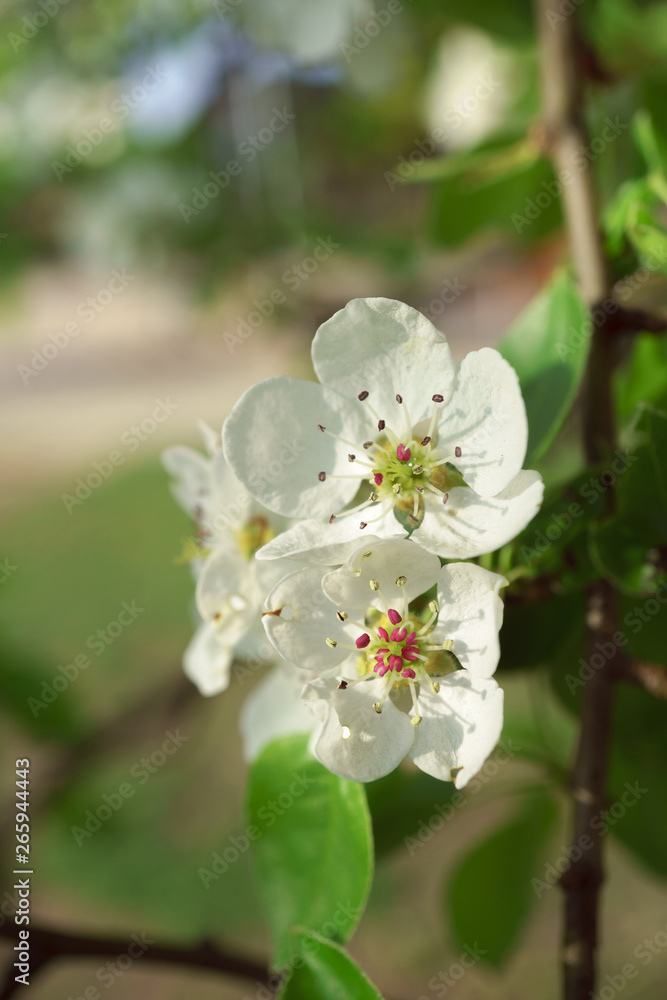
xmin=279 ymin=932 xmax=384 ymax=1000
xmin=446 ymin=791 xmax=559 ymax=966
xmin=247 ymin=734 xmax=373 ymax=967
xmin=498 ymin=271 xmax=590 ymax=464
xmin=366 ymin=767 xmax=458 ymax=858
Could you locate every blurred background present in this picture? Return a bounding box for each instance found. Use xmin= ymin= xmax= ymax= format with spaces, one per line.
xmin=1 ymin=0 xmax=667 ymax=997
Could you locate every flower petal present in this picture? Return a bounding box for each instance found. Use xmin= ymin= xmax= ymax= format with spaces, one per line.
xmin=162 ymin=444 xmax=212 ymax=519
xmin=312 ymin=297 xmax=456 ymax=426
xmin=409 ymin=671 xmax=504 ymax=787
xmin=256 ymin=515 xmax=404 ymax=563
xmin=438 ymin=348 xmax=528 ymax=497
xmin=240 ymin=665 xmax=316 ymax=762
xmin=222 ymin=375 xmax=368 ymax=519
xmin=195 ymin=547 xmax=259 ymax=645
xmin=433 ymin=563 xmax=506 ymax=678
xmin=262 ymin=566 xmax=349 ymax=671
xmin=322 ymin=537 xmax=441 ymax=611
xmin=302 ymin=675 xmax=415 ymax=782
xmin=416 ymin=469 xmax=544 ymax=559
xmin=183 ymin=621 xmax=233 ymax=696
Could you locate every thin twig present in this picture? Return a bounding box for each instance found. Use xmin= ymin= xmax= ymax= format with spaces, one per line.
xmin=533 ymin=3 xmax=622 ymax=999
xmin=0 ymin=922 xmax=270 ymax=997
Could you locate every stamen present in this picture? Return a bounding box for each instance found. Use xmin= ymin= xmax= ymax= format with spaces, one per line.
xmin=432 ymin=393 xmax=444 ymax=402
xmin=396 ymin=443 xmax=411 ymax=462
xmin=455 ymin=446 xmax=462 ymax=458
xmin=336 ymin=610 xmax=348 ymax=621
xmin=356 ymin=633 xmax=371 ymax=648
xmin=358 ymin=390 xmax=369 ymax=400
xmin=318 ymin=424 xmax=367 ymax=452
xmin=396 ymin=394 xmax=414 ymax=439
xmin=421 ymin=435 xmax=431 ymax=446
xmin=408 ymin=680 xmax=422 ymax=726
xmin=318 ymin=471 xmax=326 ymax=482
xmin=395 ymin=576 xmax=407 ymax=587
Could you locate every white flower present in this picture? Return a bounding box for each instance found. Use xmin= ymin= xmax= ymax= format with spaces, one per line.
xmin=262 ymin=537 xmax=506 ymax=786
xmin=223 ymin=297 xmax=543 ymax=562
xmin=162 ymin=423 xmax=296 ymax=696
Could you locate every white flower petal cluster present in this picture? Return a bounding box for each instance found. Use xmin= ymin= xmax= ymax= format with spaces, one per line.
xmin=162 ymin=424 xmax=298 ymax=698
xmin=223 ymin=297 xmax=543 ymax=561
xmin=164 ymin=298 xmax=542 ymax=785
xmin=262 ymin=537 xmax=506 ymax=787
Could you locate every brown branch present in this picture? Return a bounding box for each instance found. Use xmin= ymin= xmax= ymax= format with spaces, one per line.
xmin=534 ymin=3 xmax=622 ymax=999
xmin=619 ymin=658 xmax=667 ymax=698
xmin=0 ymin=921 xmax=270 ymax=998
xmin=605 ymin=306 xmax=667 ymax=336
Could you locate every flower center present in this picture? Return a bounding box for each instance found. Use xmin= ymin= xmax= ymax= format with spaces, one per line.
xmin=236 ymin=515 xmax=276 ymax=560
xmin=317 ymin=391 xmax=464 ymax=530
xmin=327 ymin=580 xmax=455 ymax=726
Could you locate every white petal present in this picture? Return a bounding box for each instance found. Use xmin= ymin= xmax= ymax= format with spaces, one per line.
xmin=183 ymin=621 xmax=233 ymax=696
xmin=322 ymin=537 xmax=441 ymax=612
xmin=195 ymin=548 xmax=259 ymax=644
xmin=312 ymin=298 xmax=456 ymax=426
xmin=222 ymin=375 xmax=368 ymax=519
xmin=240 ymin=665 xmax=316 ymax=762
xmin=162 ymin=444 xmax=212 ymax=518
xmin=302 ymin=676 xmax=415 ymax=782
xmin=262 ymin=566 xmax=349 ymax=671
xmin=256 ymin=515 xmax=405 ymax=563
xmin=409 ymin=672 xmax=504 ymax=787
xmin=434 ymin=563 xmax=506 ymax=678
xmin=197 ymin=420 xmax=221 ymax=457
xmin=416 ymin=469 xmax=544 ymax=559
xmin=438 ymin=348 xmax=528 ymax=497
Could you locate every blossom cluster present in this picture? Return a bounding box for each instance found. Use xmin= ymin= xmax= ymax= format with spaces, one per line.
xmin=163 ymin=297 xmax=543 ymax=786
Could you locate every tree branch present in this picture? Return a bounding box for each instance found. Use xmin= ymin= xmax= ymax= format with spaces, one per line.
xmin=0 ymin=922 xmax=270 ymax=998
xmin=534 ymin=3 xmax=622 ymax=999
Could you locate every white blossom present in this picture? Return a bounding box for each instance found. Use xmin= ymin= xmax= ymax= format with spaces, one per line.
xmin=223 ymin=297 xmax=543 ymax=563
xmin=262 ymin=537 xmax=506 ymax=786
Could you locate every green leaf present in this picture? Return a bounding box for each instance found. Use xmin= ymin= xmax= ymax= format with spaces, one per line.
xmin=627 ymin=218 xmax=667 ymax=275
xmin=602 ymin=177 xmax=652 ymax=257
xmin=498 ymin=271 xmax=590 ymax=463
xmin=279 ymin=932 xmax=384 ymax=1000
xmin=430 ymin=149 xmax=562 ymax=248
xmin=608 ymin=688 xmax=667 ymax=878
xmin=615 ymin=334 xmax=667 ymax=420
xmin=446 ymin=791 xmax=559 ymax=966
xmin=247 ymin=734 xmax=373 ymax=967
xmin=588 ymin=516 xmax=663 ymax=594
